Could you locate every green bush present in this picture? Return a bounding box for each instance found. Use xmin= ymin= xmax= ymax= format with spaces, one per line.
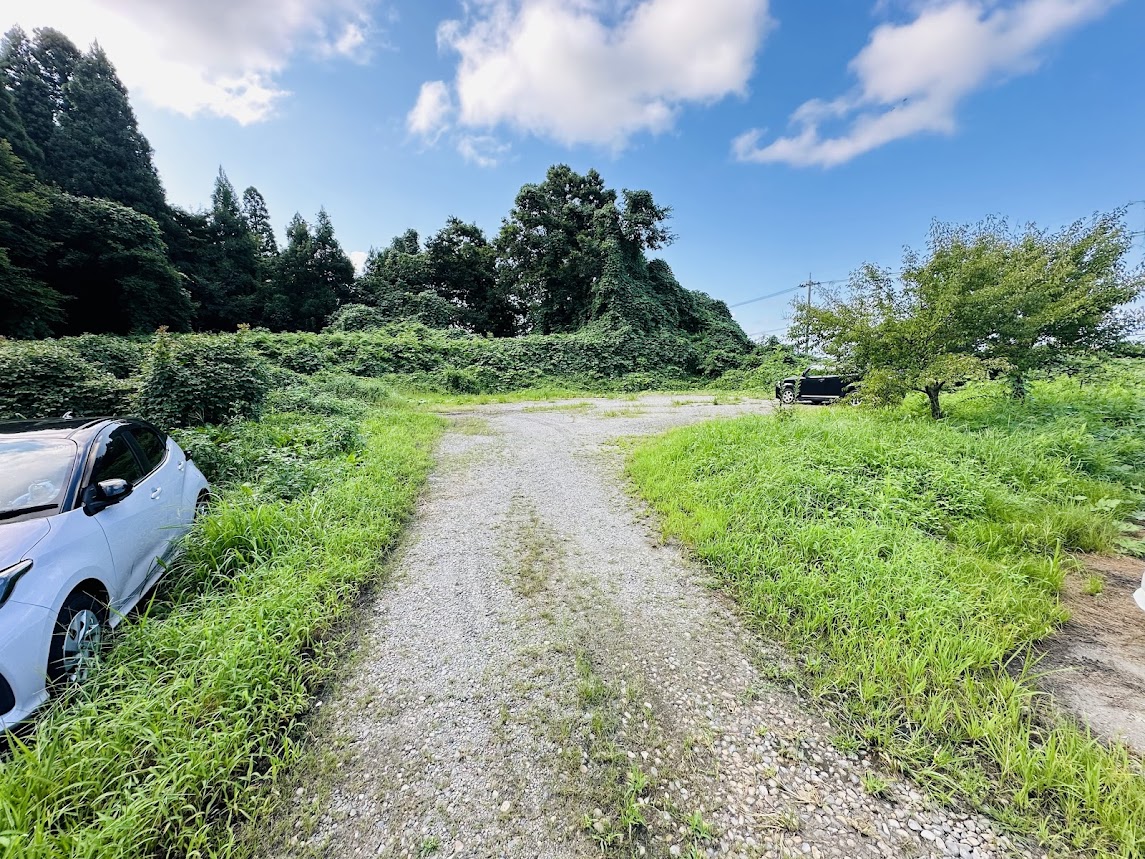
xmin=0 ymin=339 xmax=134 ymax=420
xmin=134 ymin=331 xmax=272 ymax=428
xmin=323 ymin=303 xmax=389 ymax=332
xmin=59 ymin=334 xmax=147 ymax=379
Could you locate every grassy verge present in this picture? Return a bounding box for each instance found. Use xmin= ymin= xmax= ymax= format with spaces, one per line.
xmin=0 ymin=392 xmax=441 ymax=857
xmin=628 ymin=375 xmax=1145 ymax=857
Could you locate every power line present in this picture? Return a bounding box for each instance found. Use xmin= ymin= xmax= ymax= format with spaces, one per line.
xmin=729 ymin=278 xmax=848 ymax=308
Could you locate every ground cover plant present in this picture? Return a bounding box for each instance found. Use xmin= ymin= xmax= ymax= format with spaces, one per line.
xmin=628 ymin=364 xmax=1145 ymax=857
xmin=0 ymin=377 xmax=441 ymax=857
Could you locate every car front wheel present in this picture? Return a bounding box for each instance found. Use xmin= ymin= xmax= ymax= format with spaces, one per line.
xmin=780 ymin=387 xmax=796 ymax=405
xmin=47 ymin=591 xmax=107 ymax=689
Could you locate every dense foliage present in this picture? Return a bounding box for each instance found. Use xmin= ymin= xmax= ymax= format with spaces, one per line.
xmin=0 ymin=27 xmax=749 ymax=370
xmin=0 ymin=379 xmax=441 ymax=858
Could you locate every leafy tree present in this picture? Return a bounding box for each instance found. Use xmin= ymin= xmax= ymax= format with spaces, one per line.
xmin=0 ymin=139 xmax=62 ymax=336
xmin=51 ymin=45 xmax=167 ymax=218
xmin=796 ymin=214 xmax=1143 ymax=418
xmin=919 ymin=216 xmax=1143 ymax=396
xmin=495 ymin=165 xmax=617 ymax=333
xmin=795 ymin=262 xmax=998 ymax=418
xmin=357 ymin=229 xmax=435 ymax=319
xmin=425 ymin=218 xmax=516 ymax=335
xmin=47 ymin=193 xmax=191 ymax=334
xmin=0 ymin=26 xmax=51 ymax=175
xmin=264 ymin=213 xmax=337 ymax=331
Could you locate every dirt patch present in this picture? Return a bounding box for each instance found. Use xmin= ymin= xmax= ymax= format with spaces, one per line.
xmin=1032 ymin=554 xmax=1145 ymax=752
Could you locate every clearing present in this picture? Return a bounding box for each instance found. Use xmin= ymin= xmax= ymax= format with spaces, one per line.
xmin=261 ymin=394 xmax=1033 ymax=859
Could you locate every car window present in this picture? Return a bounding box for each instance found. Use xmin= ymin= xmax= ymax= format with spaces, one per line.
xmin=91 ymin=428 xmax=144 ymax=486
xmin=128 ymin=426 xmax=167 ymax=474
xmin=0 ymin=440 xmax=76 ymax=517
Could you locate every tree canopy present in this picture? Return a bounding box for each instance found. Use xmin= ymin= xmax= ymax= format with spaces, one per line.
xmin=796 ymin=216 xmax=1144 ymax=417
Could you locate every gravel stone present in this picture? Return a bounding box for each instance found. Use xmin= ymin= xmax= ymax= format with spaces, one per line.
xmin=259 ymin=395 xmax=1036 ymax=859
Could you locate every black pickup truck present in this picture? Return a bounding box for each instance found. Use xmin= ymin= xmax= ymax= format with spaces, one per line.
xmin=775 ymin=369 xmax=856 ymax=404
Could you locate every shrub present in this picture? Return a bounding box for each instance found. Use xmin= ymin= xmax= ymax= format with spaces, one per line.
xmin=324 ymin=303 xmax=389 ymax=332
xmin=0 ymin=339 xmax=134 ymax=420
xmin=60 ymin=335 xmax=147 ymax=379
xmin=134 ymin=331 xmax=271 ymax=428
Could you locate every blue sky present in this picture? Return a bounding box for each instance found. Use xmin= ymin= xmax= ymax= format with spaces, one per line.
xmin=8 ymin=0 xmax=1145 ymax=338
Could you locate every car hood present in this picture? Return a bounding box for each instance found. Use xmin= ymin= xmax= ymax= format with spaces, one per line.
xmin=0 ymin=518 xmax=51 ymax=567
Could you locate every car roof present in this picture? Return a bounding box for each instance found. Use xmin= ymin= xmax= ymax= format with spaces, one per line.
xmin=0 ymin=417 xmax=116 ymax=444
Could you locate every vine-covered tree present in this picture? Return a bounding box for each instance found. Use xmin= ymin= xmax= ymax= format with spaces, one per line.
xmin=52 ymin=45 xmax=166 ymax=218
xmin=495 ymin=165 xmax=617 ymax=333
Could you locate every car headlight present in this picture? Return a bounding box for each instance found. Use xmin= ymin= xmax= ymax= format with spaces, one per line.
xmin=0 ymin=560 xmax=33 ymax=607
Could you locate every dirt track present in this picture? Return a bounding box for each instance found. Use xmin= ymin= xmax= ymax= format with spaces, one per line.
xmin=262 ymin=395 xmax=1034 ymax=859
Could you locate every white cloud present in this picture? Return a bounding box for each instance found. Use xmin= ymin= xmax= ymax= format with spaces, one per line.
xmin=349 ymin=250 xmax=368 ymax=274
xmin=457 ymin=134 xmax=510 ymax=167
xmin=410 ymin=0 xmax=772 ymax=150
xmin=4 ymin=0 xmax=383 ymax=124
xmin=407 ymin=81 xmax=454 ymax=140
xmin=734 ymin=0 xmax=1118 ymax=167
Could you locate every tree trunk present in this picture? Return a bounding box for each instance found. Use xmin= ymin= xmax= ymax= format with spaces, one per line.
xmin=925 ymin=384 xmax=944 ymax=419
xmin=1009 ymin=374 xmax=1026 ymax=400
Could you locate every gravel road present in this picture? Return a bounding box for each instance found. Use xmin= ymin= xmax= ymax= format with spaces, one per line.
xmin=264 ymin=394 xmax=1036 ymax=859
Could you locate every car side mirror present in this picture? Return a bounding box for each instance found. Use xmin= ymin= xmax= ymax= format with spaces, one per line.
xmin=83 ymin=478 xmax=132 ymax=515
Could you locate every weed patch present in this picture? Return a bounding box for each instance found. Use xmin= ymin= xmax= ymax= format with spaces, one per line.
xmin=628 ymin=375 xmax=1145 ymax=857
xmin=0 ymin=395 xmax=441 ymax=857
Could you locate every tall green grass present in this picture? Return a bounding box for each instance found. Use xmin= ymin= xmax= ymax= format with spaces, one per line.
xmin=629 ymin=375 xmax=1145 ymax=857
xmin=0 ymin=399 xmax=440 ymax=857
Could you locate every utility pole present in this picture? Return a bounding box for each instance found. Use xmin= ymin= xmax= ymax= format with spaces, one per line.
xmin=804 ymin=273 xmax=813 ymax=355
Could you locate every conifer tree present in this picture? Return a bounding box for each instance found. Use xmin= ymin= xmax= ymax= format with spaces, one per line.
xmin=242 ymin=186 xmax=278 ymax=258
xmin=51 ymin=45 xmax=166 ymax=218
xmin=191 ymin=169 xmax=259 ymax=329
xmin=30 ymin=28 xmax=81 ymax=123
xmin=264 ymin=213 xmax=338 ymax=331
xmin=312 ymin=207 xmax=356 ymax=306
xmin=0 ymin=26 xmax=52 ymax=176
xmin=0 ymin=79 xmax=40 ymax=167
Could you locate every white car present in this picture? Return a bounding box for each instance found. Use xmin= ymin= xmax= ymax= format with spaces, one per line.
xmin=0 ymin=417 xmax=209 ymax=728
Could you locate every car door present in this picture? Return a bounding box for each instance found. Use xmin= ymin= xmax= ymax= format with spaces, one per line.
xmin=800 ymin=371 xmax=824 ymax=399
xmin=85 ymin=425 xmax=166 ymax=616
xmin=125 ymin=423 xmax=187 ymax=578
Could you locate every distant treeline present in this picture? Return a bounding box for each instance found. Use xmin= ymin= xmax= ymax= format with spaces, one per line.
xmin=0 ymin=26 xmax=748 ymax=361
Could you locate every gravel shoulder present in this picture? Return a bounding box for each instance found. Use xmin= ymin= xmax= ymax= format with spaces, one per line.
xmin=259 ymin=395 xmax=1037 ymax=859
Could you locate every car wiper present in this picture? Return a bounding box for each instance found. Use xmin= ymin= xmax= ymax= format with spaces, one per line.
xmin=0 ymin=504 xmax=58 ymax=521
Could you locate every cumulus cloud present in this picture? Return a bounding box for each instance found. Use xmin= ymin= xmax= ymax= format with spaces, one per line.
xmin=409 ymin=0 xmax=772 ymax=150
xmin=734 ymin=0 xmax=1118 ymax=167
xmin=407 ymin=81 xmax=454 ymax=140
xmin=349 ymin=250 xmax=369 ymax=274
xmin=5 ymin=0 xmax=383 ymax=124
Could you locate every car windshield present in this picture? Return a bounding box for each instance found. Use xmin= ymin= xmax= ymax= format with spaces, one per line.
xmin=0 ymin=439 xmax=77 ymax=519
